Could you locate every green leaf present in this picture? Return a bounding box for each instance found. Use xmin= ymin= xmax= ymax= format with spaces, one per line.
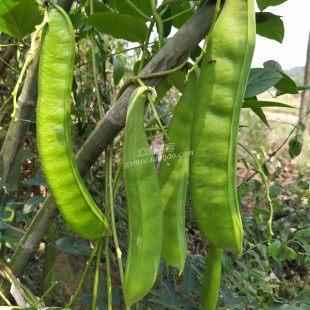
xmin=170 ymin=2 xmax=195 ymax=29
xmin=256 ymin=0 xmax=288 ymax=11
xmin=243 ymin=100 xmax=294 ymax=109
xmin=109 ymin=0 xmax=153 ymax=19
xmin=253 ymin=207 xmax=270 ymax=216
xmin=23 ymin=195 xmax=45 ymax=214
xmin=245 ymin=68 xmax=282 ymax=98
xmin=84 ymin=12 xmax=148 ymax=42
xmin=275 ymin=73 xmax=299 ymax=96
xmin=283 ymin=246 xmax=296 ymax=260
xmin=23 ymin=177 xmax=47 ymax=186
xmin=113 ymin=55 xmax=125 ymax=86
xmin=162 ymin=280 xmax=177 ymax=302
xmin=263 ymin=60 xmax=283 ymax=71
xmin=269 ymin=185 xmax=281 ymax=198
xmin=84 ymin=0 xmax=110 ymax=15
xmin=256 ymin=12 xmax=284 ymax=43
xmin=183 ymin=261 xmax=200 ymax=294
xmin=251 ymin=107 xmax=270 ymax=128
xmin=0 ymin=221 xmax=7 ymax=230
xmin=0 ymin=0 xmax=43 ymax=39
xmin=289 ymin=295 xmax=310 ymax=305
xmin=55 ymin=237 xmax=89 ymax=255
xmin=288 ymin=136 xmax=302 ymax=159
xmin=295 ymin=229 xmax=310 ymax=238
xmin=167 ymin=69 xmax=187 ymax=92
xmin=0 ymin=127 xmax=7 ymax=138
xmin=0 ymin=229 xmax=23 ymax=250
xmin=162 ymin=5 xmax=172 ymax=37
xmin=272 ymin=200 xmax=284 ymax=211
xmin=268 ymin=240 xmax=282 ymax=256
xmin=69 ymin=13 xmax=85 ymax=30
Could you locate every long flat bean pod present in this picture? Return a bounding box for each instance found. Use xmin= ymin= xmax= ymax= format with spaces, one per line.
xmin=159 ymin=72 xmax=198 ymax=274
xmin=123 ymin=87 xmax=163 ymax=307
xmin=190 ymin=0 xmax=256 ymax=253
xmin=37 ymin=3 xmax=110 ymax=240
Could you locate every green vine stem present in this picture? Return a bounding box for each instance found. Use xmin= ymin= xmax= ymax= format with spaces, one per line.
xmin=63 ymin=241 xmax=101 ymax=309
xmin=105 ymin=235 xmax=112 ymax=310
xmin=162 ymin=7 xmax=193 ymax=23
xmin=90 ymin=0 xmax=103 ymax=120
xmin=151 ymin=0 xmax=164 ymax=49
xmin=147 ymin=93 xmax=170 ymax=141
xmin=117 ymin=56 xmax=189 ymax=100
xmin=238 ymin=142 xmax=274 ymax=244
xmin=146 ymin=104 xmax=176 ymax=128
xmin=125 ymin=0 xmax=152 ymax=21
xmin=104 ymin=148 xmax=112 ymax=310
xmin=0 ymin=260 xmax=40 ymax=307
xmin=145 ymin=125 xmax=168 ymax=132
xmin=108 ymin=144 xmax=125 ymax=291
xmin=138 ymin=20 xmax=155 ymax=74
xmin=92 ymin=238 xmax=103 ymax=310
xmin=0 ymin=288 xmax=11 ymax=306
xmin=240 ymin=125 xmax=296 ymax=185
xmin=186 ymin=0 xmax=221 ymax=80
xmin=11 ymin=8 xmax=50 ymax=120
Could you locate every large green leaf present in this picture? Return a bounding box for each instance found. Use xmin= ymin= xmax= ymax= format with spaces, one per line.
xmin=170 ymin=1 xmax=195 ymax=29
xmin=288 ymin=136 xmax=302 ymax=159
xmin=256 ymin=0 xmax=288 ymax=11
xmin=84 ymin=12 xmax=148 ymax=42
xmin=107 ymin=0 xmax=152 ymax=19
xmin=113 ymin=55 xmax=125 ymax=86
xmin=84 ymin=0 xmax=110 ymax=15
xmin=243 ymin=100 xmax=294 ymax=109
xmin=263 ymin=61 xmax=299 ymax=95
xmin=256 ymin=12 xmax=284 ymax=43
xmin=245 ymin=68 xmax=282 ymax=98
xmin=251 ymin=107 xmax=270 ymax=128
xmin=0 ymin=0 xmax=42 ymax=39
xmin=275 ymin=72 xmax=299 ymax=96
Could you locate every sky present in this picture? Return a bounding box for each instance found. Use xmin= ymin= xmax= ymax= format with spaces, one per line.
xmin=252 ymin=0 xmax=310 ymax=70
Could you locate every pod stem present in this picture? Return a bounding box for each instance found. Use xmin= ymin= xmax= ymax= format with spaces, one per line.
xmin=116 ymin=56 xmax=189 ymax=100
xmin=146 ymin=104 xmax=176 ymax=128
xmin=90 ymin=0 xmax=103 ymax=120
xmin=92 ymin=238 xmax=104 ymax=310
xmin=63 ymin=241 xmax=101 ymax=309
xmin=137 ymin=20 xmax=154 ymax=73
xmin=147 ymin=92 xmax=170 ymax=142
xmin=238 ymin=142 xmax=274 ymax=244
xmin=186 ymin=0 xmax=221 ymax=81
xmin=11 ymin=7 xmax=50 ymax=120
xmin=104 ymin=148 xmax=113 ymax=310
xmin=151 ymin=0 xmax=164 ymax=49
xmin=105 ymin=235 xmax=112 ymax=310
xmin=108 ymin=144 xmax=125 ymax=291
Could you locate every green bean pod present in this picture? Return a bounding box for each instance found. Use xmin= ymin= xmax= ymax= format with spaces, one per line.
xmin=200 ymin=245 xmax=223 ymax=310
xmin=189 ymin=0 xmax=256 ymax=253
xmin=159 ymin=72 xmax=198 ymax=275
xmin=37 ymin=4 xmax=111 ymax=240
xmin=123 ymin=87 xmax=163 ymax=307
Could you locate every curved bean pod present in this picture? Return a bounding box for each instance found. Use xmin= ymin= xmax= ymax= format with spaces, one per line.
xmin=190 ymin=0 xmax=256 ymax=253
xmin=123 ymin=87 xmax=163 ymax=307
xmin=37 ymin=3 xmax=111 ymax=240
xmin=159 ymin=71 xmax=198 ymax=274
